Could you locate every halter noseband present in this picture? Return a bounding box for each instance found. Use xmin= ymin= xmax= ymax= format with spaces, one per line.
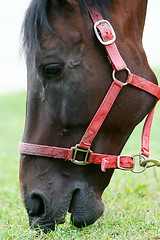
xmin=19 ymin=2 xmax=160 ymax=173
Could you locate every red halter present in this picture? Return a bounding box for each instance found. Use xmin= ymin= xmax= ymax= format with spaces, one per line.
xmin=19 ymin=2 xmax=160 ymax=172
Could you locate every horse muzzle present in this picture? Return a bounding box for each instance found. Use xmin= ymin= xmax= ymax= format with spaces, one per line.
xmin=24 ymin=185 xmax=105 ymax=231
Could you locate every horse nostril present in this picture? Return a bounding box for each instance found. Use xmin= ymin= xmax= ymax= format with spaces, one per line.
xmin=28 ymin=192 xmax=46 ymax=217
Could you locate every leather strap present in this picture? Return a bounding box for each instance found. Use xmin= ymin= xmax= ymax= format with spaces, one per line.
xmin=18 ymin=2 xmax=160 ymax=173
xmin=141 ymin=103 xmax=157 ymax=157
xmin=88 ymin=152 xmax=134 ymax=169
xmin=79 ymin=80 xmax=124 ymax=149
xmin=18 ymin=142 xmax=73 ymax=160
xmin=127 ymin=74 xmax=160 ymax=158
xmin=127 ymin=73 xmax=160 ymax=99
xmin=86 ymin=2 xmax=127 ymax=71
xmin=18 ymin=142 xmax=134 ymax=172
xmin=79 ymin=73 xmax=160 ymax=151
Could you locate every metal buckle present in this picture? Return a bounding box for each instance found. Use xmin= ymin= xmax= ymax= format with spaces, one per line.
xmin=94 ymin=20 xmax=116 ymax=45
xmin=117 ymin=154 xmax=148 ymax=173
xmin=117 ymin=153 xmax=160 ymax=174
xmin=71 ymin=144 xmax=92 ymax=165
xmin=117 ymin=155 xmax=134 ymax=171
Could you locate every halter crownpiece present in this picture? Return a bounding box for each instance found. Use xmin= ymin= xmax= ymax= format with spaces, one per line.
xmin=18 ymin=1 xmax=160 ymax=173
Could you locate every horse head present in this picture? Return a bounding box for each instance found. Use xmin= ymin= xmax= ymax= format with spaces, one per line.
xmin=19 ymin=0 xmax=158 ymax=231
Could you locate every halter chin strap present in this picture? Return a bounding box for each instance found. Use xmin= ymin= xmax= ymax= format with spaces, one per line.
xmin=18 ymin=2 xmax=160 ymax=172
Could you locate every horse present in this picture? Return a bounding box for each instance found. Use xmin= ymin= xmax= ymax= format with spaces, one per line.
xmin=19 ymin=0 xmax=160 ymax=232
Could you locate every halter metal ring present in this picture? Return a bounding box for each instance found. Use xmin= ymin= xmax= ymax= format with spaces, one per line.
xmin=131 ymin=154 xmax=148 ymax=174
xmin=112 ymin=68 xmax=131 ymax=86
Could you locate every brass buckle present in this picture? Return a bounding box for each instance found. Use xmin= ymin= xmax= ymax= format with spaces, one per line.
xmin=71 ymin=144 xmax=92 ymax=165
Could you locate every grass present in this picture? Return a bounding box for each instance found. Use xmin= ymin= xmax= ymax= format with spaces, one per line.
xmin=0 ymin=67 xmax=160 ymax=239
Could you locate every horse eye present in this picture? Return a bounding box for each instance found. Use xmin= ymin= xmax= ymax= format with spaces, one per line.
xmin=42 ymin=63 xmax=64 ymax=79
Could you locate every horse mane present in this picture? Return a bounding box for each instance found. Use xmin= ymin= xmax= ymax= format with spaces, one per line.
xmin=22 ymin=0 xmax=112 ymax=57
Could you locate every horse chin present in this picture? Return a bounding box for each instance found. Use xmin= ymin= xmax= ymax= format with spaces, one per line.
xmin=30 ymin=221 xmax=56 ymax=233
xmin=69 ymin=189 xmax=105 ymax=228
xmin=28 ymin=213 xmax=67 ymax=232
xmin=70 ymin=206 xmax=105 ymax=228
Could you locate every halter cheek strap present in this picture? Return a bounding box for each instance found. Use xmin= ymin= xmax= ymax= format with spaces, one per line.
xmin=86 ymin=2 xmax=127 ymax=71
xmin=18 ymin=2 xmax=160 ymax=173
